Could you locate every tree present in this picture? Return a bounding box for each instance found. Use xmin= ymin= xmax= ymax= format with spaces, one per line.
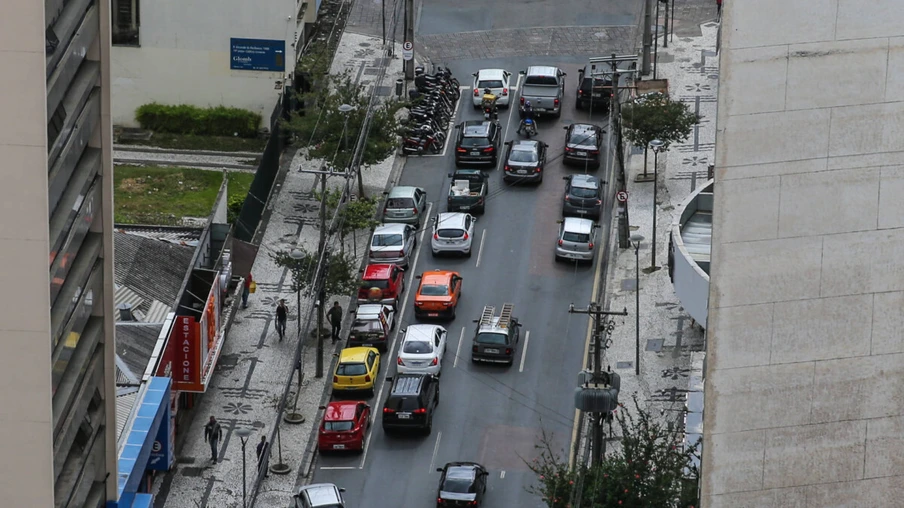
xmin=313 ymin=188 xmax=380 ymax=256
xmin=620 ymin=91 xmax=700 ymax=177
xmin=284 ymin=73 xmax=405 ymax=197
xmin=526 ymin=394 xmax=700 ymax=508
xmin=270 ymin=249 xmax=358 ymax=300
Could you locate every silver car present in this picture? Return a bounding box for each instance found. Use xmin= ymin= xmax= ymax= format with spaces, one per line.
xmin=368 ymin=223 xmax=417 ymax=268
xmin=554 ymin=217 xmax=596 ymax=263
xmin=397 ymin=324 xmax=447 ymax=376
xmin=295 ymin=483 xmax=346 ymax=508
xmin=431 ymin=213 xmax=475 ymax=257
xmin=382 ymin=186 xmax=427 ymax=226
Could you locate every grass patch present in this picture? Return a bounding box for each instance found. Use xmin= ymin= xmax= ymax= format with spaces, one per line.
xmin=115 ymin=165 xmax=255 ymax=225
xmin=117 ymin=132 xmax=268 ymax=153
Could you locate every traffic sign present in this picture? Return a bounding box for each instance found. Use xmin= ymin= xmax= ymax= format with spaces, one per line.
xmin=402 ymin=41 xmax=414 ymax=61
xmin=616 ymin=191 xmax=628 ymax=202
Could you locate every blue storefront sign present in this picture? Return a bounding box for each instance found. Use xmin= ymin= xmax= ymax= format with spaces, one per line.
xmin=147 ymin=390 xmax=173 ymax=471
xmin=115 ymin=377 xmax=171 ymax=508
xmin=230 ymin=38 xmax=286 ymax=72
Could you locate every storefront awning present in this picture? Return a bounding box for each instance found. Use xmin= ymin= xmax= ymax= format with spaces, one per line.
xmin=116 ymin=377 xmax=170 ymax=506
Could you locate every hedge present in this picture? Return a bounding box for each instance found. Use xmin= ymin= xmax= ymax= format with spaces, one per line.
xmin=135 ymin=103 xmax=262 ymax=138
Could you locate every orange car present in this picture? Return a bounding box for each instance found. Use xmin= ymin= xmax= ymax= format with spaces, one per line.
xmin=413 ymin=270 xmax=463 ymax=320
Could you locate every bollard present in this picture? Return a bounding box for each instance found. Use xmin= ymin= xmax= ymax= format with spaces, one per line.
xmin=395 ymin=78 xmax=404 ymax=97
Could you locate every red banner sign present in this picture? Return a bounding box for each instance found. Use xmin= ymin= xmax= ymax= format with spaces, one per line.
xmin=170 ymin=316 xmax=203 ymax=392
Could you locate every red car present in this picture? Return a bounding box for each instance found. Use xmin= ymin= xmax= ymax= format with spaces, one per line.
xmin=318 ymin=401 xmax=371 ymax=453
xmin=358 ymin=263 xmax=406 ymax=308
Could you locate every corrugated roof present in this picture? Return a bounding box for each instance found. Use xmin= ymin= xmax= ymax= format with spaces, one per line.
xmin=143 ymin=300 xmax=171 ymax=324
xmin=115 ymin=323 xmax=163 ymax=381
xmin=114 ymin=231 xmax=194 ymax=307
xmin=116 ymin=390 xmax=140 ymax=441
xmin=116 ymin=366 xmax=133 ymax=385
xmin=114 ymin=284 xmax=145 ymax=320
xmin=114 ymin=225 xmax=203 ymax=243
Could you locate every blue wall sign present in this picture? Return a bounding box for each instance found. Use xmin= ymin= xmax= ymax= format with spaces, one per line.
xmin=147 ymin=385 xmax=173 ymax=471
xmin=230 ymin=38 xmax=286 ymax=72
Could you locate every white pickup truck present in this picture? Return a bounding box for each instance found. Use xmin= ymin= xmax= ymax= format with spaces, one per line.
xmin=518 ymin=66 xmax=567 ymax=118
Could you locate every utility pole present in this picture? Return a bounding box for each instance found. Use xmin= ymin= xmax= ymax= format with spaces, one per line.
xmin=403 ymin=0 xmax=415 ymax=80
xmin=642 ymin=0 xmax=654 ymax=75
xmin=662 ymin=0 xmax=669 ymax=48
xmin=570 ymin=303 xmax=627 ymax=465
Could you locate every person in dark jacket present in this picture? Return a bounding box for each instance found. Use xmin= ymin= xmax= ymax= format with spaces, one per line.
xmin=275 ymin=299 xmax=288 ymax=341
xmin=256 ymin=435 xmax=269 ymax=477
xmin=327 ymin=301 xmax=343 ymax=343
xmin=204 ymin=416 xmax=223 ymax=463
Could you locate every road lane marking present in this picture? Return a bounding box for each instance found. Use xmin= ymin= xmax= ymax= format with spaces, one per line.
xmin=453 ymin=328 xmax=465 ymax=368
xmin=320 ymin=466 xmax=357 ymax=470
xmin=519 ymin=331 xmax=530 ymax=372
xmin=568 ymin=217 xmax=608 ymax=470
xmin=500 ymin=470 xmax=506 ymax=479
xmin=419 ymin=94 xmax=463 ymax=158
xmin=429 ymin=431 xmax=443 ymax=472
xmin=475 ymin=229 xmax=487 ymax=267
xmin=359 ymin=202 xmax=432 ymax=469
xmin=495 ymin=73 xmax=524 ymax=171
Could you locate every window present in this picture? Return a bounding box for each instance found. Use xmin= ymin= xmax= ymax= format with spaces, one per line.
xmin=386 ymin=197 xmax=414 ymax=209
xmin=337 ymin=363 xmax=367 ymax=376
xmin=419 ymin=284 xmax=449 ymax=296
xmin=570 ymin=186 xmax=598 ymax=199
xmin=478 ymin=79 xmax=504 ymax=89
xmin=372 ymin=234 xmax=403 ymax=246
xmin=509 ymin=149 xmax=538 ymax=163
xmin=361 ymin=280 xmax=388 ymax=290
xmin=112 ymin=0 xmax=140 ymax=46
xmin=563 ymin=232 xmax=591 ymax=243
xmin=436 ymin=228 xmax=465 ymax=239
xmin=403 ymin=340 xmax=433 ymax=354
xmin=351 ymin=320 xmax=382 ymax=333
xmin=324 ymin=421 xmax=354 ymax=431
xmin=476 ymin=332 xmax=507 ymax=345
xmin=524 ymin=75 xmax=558 ymax=86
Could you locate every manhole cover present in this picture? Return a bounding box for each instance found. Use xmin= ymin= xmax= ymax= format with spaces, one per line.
xmin=181 ymin=467 xmax=204 ymax=477
xmin=616 ymin=361 xmax=633 ymax=369
xmin=646 ymin=339 xmax=664 ymax=352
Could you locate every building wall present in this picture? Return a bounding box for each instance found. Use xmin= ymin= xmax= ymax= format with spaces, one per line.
xmin=703 ymin=1 xmax=904 ymax=506
xmin=0 ymin=0 xmax=116 ymax=506
xmin=110 ymin=0 xmax=297 ymax=128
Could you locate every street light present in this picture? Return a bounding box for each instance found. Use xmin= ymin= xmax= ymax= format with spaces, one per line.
xmin=649 ymin=139 xmax=665 ymax=270
xmin=289 ymin=248 xmax=305 ymax=339
xmin=286 ymin=248 xmax=307 ymax=425
xmin=235 ymin=427 xmax=253 ymax=508
xmin=630 ymin=234 xmax=645 ymax=376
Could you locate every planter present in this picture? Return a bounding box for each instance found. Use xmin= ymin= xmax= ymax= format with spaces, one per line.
xmin=309 ymin=326 xmax=331 ymax=339
xmin=635 ymin=78 xmax=669 ymax=97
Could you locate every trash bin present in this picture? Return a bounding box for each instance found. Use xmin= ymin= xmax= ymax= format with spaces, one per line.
xmin=395 ymin=78 xmax=404 ymax=97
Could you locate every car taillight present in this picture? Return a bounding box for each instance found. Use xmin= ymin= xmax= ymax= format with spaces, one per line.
xmin=477 ymin=198 xmax=484 ymax=205
xmin=383 ymin=407 xmax=395 ymax=414
xmin=483 ymin=146 xmax=494 ymax=152
xmin=565 ymin=195 xmax=570 ymax=201
xmin=590 ymin=150 xmax=600 ymax=155
xmin=502 ymin=87 xmax=508 ymax=96
xmin=438 ymin=499 xmax=444 ymax=505
xmin=565 ymin=146 xmax=573 ymax=152
xmin=589 ymin=242 xmax=594 ymax=249
xmin=554 ymin=98 xmax=560 ymax=106
xmin=413 ymin=207 xmax=418 ymax=214
xmin=397 ymin=251 xmax=405 ymax=257
xmin=442 ymin=302 xmax=452 ymax=307
xmin=473 ymin=88 xmax=479 ymax=96
xmin=333 ymin=376 xmax=339 ymax=382
xmin=457 ymin=147 xmax=466 ymax=153
xmin=505 ymin=348 xmax=512 ymax=355
xmin=558 ymin=239 xmax=564 ymax=246
xmin=596 ymin=199 xmax=602 ymax=205
xmin=463 ymin=232 xmax=469 ymax=240
xmin=468 ymin=502 xmax=478 ymax=506
xmin=397 ymin=357 xmax=404 ymax=366
xmin=415 ymin=301 xmax=423 ymax=306
xmin=431 ymin=357 xmax=439 ymax=365
xmin=433 ymin=233 xmax=439 ymax=240
xmin=365 ymin=375 xmax=371 ymax=382
xmin=578 ymin=89 xmax=584 ymax=97
xmin=520 ymin=97 xmax=525 ymax=105
xmin=504 ymin=165 xmax=511 ymax=171
xmin=414 ymin=408 xmax=427 ymax=414
xmin=472 ymin=345 xmax=478 ymax=352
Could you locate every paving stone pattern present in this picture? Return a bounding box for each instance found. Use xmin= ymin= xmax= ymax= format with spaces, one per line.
xmin=346 ymin=0 xmax=405 ymax=38
xmin=670 ymin=0 xmax=720 ymax=37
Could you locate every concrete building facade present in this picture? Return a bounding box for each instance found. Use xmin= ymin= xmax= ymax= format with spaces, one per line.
xmin=0 ymin=0 xmax=118 ymax=506
xmin=703 ymin=1 xmax=904 ymax=506
xmin=110 ymin=0 xmax=303 ymax=128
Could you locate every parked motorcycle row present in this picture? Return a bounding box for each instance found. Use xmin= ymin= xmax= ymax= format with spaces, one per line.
xmin=400 ymin=66 xmax=461 ymax=156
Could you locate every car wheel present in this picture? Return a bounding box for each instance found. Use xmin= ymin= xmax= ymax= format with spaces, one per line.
xmin=465 ymin=248 xmax=472 ymax=258
xmin=575 ymin=99 xmax=583 ymax=110
xmin=425 ymin=414 xmax=433 ymax=435
xmin=367 ymin=387 xmax=375 ymax=398
xmin=451 ymin=306 xmax=457 ymax=319
xmin=435 ymin=387 xmax=440 ymax=405
xmin=431 ymin=249 xmax=438 ymax=257
xmin=554 ymin=255 xmax=562 ymax=263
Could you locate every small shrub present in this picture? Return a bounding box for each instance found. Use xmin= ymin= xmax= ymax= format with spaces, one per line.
xmin=135 ymin=103 xmax=262 ymax=138
xmin=227 ymin=193 xmax=245 ymax=224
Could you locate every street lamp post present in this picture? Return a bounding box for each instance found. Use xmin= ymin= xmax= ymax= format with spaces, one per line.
xmin=649 ymin=139 xmax=664 ymax=270
xmin=630 ymin=234 xmax=645 ymax=376
xmin=289 ymin=248 xmax=305 ymax=339
xmin=236 ymin=427 xmax=253 ymax=508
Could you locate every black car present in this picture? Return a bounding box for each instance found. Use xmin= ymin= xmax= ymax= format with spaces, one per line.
xmin=381 ymin=373 xmax=439 ymax=435
xmin=436 ymin=462 xmax=488 ymax=507
xmin=503 ymin=140 xmax=547 ymax=184
xmin=563 ymin=123 xmax=604 ymax=169
xmin=575 ymin=63 xmax=613 ymax=111
xmin=562 ymin=174 xmax=603 ymax=220
xmin=455 ymin=121 xmax=501 ymax=168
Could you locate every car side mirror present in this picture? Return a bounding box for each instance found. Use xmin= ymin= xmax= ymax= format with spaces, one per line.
xmin=447 ymin=172 xmax=453 ymax=178
xmin=415 ymin=274 xmax=422 ymax=279
xmin=339 ymin=488 xmax=346 ymax=493
xmin=562 ymin=126 xmax=568 ymax=130
xmin=472 ymin=319 xmax=479 ymax=323
xmin=318 ymin=405 xmax=327 ymax=410
xmin=385 ymin=376 xmax=393 ymax=382
xmin=504 ymin=140 xmax=512 ymax=146
xmin=562 ymin=72 xmax=567 ymax=76
xmin=333 ymin=353 xmax=340 ymax=358
xmin=358 ymin=268 xmax=365 ymax=274
xmin=454 ymin=124 xmax=462 ymax=129
xmin=562 ymin=176 xmax=569 ymax=180
xmin=556 ymin=219 xmax=564 ymax=224
xmin=519 ymin=70 xmax=525 ymax=75
xmin=472 ymin=72 xmax=477 ymax=77
xmin=436 ymin=468 xmax=444 ymax=472
xmin=401 ymin=328 xmax=407 ymax=333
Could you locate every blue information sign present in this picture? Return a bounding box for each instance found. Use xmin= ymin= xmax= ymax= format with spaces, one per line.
xmin=230 ymin=38 xmax=286 ymax=72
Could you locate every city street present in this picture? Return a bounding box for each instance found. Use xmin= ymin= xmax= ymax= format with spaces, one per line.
xmin=311 ymin=55 xmax=622 ymax=505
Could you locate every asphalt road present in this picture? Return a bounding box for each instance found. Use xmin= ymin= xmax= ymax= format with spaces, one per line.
xmin=311 ymin=54 xmax=620 ymax=507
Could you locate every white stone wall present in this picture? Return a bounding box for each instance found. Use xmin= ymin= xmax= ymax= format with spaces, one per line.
xmin=704 ymin=1 xmax=904 ymax=506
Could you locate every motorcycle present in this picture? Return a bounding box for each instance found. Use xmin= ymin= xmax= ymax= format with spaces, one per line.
xmin=415 ymin=66 xmax=461 ymax=101
xmin=483 ymin=103 xmax=499 ymax=121
xmin=401 ymin=126 xmax=444 ymax=156
xmin=518 ymin=118 xmax=537 ymax=138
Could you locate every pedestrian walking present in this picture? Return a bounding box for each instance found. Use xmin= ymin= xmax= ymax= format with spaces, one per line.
xmin=204 ymin=416 xmax=223 ymax=463
xmin=327 ymin=301 xmax=343 ymax=343
xmin=242 ymin=273 xmax=254 ymax=309
xmin=275 ymin=299 xmax=288 ymax=341
xmin=256 ymin=435 xmax=270 ymax=477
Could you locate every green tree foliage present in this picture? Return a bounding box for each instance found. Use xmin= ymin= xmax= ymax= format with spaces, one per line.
xmin=527 ymin=395 xmax=700 ymax=508
xmin=620 ymin=92 xmax=700 ymax=150
xmin=135 ymin=103 xmax=262 ymax=138
xmin=270 ymin=249 xmax=359 ymax=299
xmin=313 ymin=188 xmax=380 ymax=254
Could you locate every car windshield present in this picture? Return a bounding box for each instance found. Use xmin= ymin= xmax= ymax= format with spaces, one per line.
xmin=403 ymin=340 xmax=434 ymax=354
xmin=324 ymin=421 xmax=354 ymax=432
xmin=570 ymin=132 xmax=597 ymax=146
xmin=352 ymin=320 xmax=383 ymax=333
xmin=360 ymin=280 xmax=389 ymax=290
xmin=563 ymin=232 xmax=591 ymax=243
xmin=386 ymin=197 xmax=414 ymax=209
xmin=388 ymin=396 xmax=422 ymax=411
xmin=476 ymin=332 xmax=507 ymax=345
xmin=478 ymin=79 xmax=504 ymax=88
xmin=373 ymin=234 xmax=403 ymax=247
xmin=436 ymin=229 xmax=465 ymax=239
xmin=442 ymin=476 xmax=476 ymax=493
xmin=420 ymin=284 xmax=449 ymax=296
xmin=337 ymin=362 xmax=367 ymax=376
xmin=570 ymin=187 xmax=598 ymax=198
xmin=509 ymin=149 xmax=538 ymax=163
xmin=460 ymin=137 xmax=489 ymax=147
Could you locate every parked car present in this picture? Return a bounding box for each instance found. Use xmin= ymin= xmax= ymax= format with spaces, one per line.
xmin=436 ymin=462 xmax=489 ymax=507
xmin=348 ymin=303 xmax=395 ymax=352
xmin=357 ymin=263 xmax=405 ymax=308
xmin=519 ymin=66 xmax=566 ymax=118
xmin=563 ymin=123 xmax=604 ymax=169
xmin=382 ymin=186 xmax=427 ymax=226
xmin=575 ymin=63 xmax=613 ymax=111
xmin=381 ymin=373 xmax=440 ymax=435
xmin=368 ymin=223 xmax=417 ymax=268
xmin=431 ymin=213 xmax=476 ymax=257
xmin=397 ymin=324 xmax=447 ymax=376
xmin=295 ymin=483 xmax=346 ymax=508
xmin=472 ymin=68 xmax=512 ymax=108
xmin=503 ymin=139 xmax=547 ymax=184
xmin=471 ymin=303 xmax=521 ymax=365
xmin=332 ymin=347 xmax=381 ymax=397
xmin=562 ymin=174 xmax=603 ymax=220
xmin=554 ymin=217 xmax=597 ymax=263
xmin=454 ymin=120 xmax=501 ymax=168
xmin=414 ymin=270 xmax=463 ymax=318
xmin=317 ymin=401 xmax=371 ymax=453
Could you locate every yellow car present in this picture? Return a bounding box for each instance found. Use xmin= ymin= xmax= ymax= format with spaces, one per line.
xmin=332 ymin=347 xmax=381 ymax=397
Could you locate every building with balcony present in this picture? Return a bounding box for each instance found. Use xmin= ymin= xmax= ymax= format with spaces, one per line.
xmin=669 ymin=180 xmax=712 ymax=328
xmin=0 ymin=0 xmax=118 ymax=506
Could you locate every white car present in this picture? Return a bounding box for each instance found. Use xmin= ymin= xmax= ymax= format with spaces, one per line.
xmin=431 ymin=212 xmax=476 ymax=257
xmin=368 ymin=223 xmax=417 ymax=268
xmin=397 ymin=324 xmax=447 ymax=376
xmin=472 ymin=68 xmax=512 ymax=108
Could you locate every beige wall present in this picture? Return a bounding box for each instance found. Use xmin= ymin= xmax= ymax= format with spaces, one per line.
xmin=704 ymin=1 xmax=904 ymax=506
xmin=0 ymin=0 xmax=56 ymax=506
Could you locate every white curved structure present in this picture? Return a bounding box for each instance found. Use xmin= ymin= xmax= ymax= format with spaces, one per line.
xmin=669 ymin=180 xmax=713 ymax=328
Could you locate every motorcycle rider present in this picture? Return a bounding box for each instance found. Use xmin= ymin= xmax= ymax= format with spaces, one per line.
xmin=518 ymin=101 xmax=536 ymax=136
xmin=481 ymin=88 xmax=498 ymax=119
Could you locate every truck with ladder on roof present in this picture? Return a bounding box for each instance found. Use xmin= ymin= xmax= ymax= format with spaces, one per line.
xmin=470 ymin=303 xmax=522 ymax=365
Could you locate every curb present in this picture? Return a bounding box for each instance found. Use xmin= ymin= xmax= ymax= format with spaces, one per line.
xmin=114 ymin=144 xmax=263 ymax=157
xmin=113 ymin=158 xmax=257 ymax=171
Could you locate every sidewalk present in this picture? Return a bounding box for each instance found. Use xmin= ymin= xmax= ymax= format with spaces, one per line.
xmin=600 ymin=20 xmax=721 ymax=460
xmin=151 ymin=32 xmax=406 ymax=508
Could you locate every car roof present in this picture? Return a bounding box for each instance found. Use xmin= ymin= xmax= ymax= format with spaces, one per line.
xmin=390 ymin=373 xmax=429 ymax=395
xmin=324 ymin=401 xmax=359 ymax=421
xmin=476 ymin=68 xmax=506 ymax=79
xmin=570 ymin=123 xmax=599 ymax=134
xmin=511 ymin=140 xmax=540 ymax=151
xmin=297 ymin=483 xmax=343 ymax=505
xmin=362 ymin=263 xmax=393 ymax=280
xmin=356 ymin=303 xmax=388 ymax=317
xmin=339 ymin=347 xmax=377 ymax=362
xmin=404 ymin=324 xmax=444 ymax=342
xmin=435 ymin=212 xmax=468 ymax=228
xmin=526 ymin=65 xmax=559 ymax=76
xmin=375 ymin=223 xmax=409 ymax=234
xmin=461 ymin=121 xmax=492 ymax=137
xmin=387 ymin=186 xmax=421 ymax=198
xmin=563 ymin=217 xmax=594 ymax=234
xmin=570 ymin=174 xmax=600 ymax=189
xmin=420 ymin=270 xmax=456 ymax=285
